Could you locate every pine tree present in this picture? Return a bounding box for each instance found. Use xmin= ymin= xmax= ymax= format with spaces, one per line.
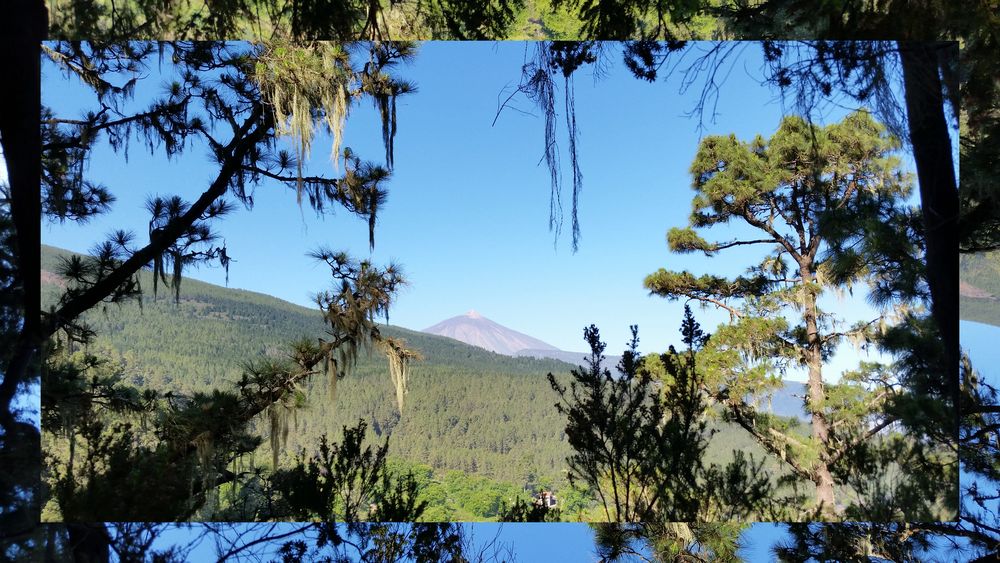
xmin=507 ymin=39 xmax=962 ymax=415
xmin=31 ymin=41 xmax=427 ymax=554
xmin=547 ymin=310 xmax=771 ymax=522
xmin=547 ymin=324 xmax=662 ymax=521
xmin=644 ymin=111 xmax=954 ymax=519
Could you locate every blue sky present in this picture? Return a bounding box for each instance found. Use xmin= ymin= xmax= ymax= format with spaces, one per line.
xmin=152 ymin=523 xmax=604 ymax=561
xmin=42 ymin=41 xmax=923 ymax=382
xmin=141 ymin=515 xmax=988 ymax=561
xmin=145 ymin=521 xmax=801 ymax=561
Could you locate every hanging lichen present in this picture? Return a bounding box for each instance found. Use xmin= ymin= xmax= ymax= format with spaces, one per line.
xmin=379 ymin=337 xmax=421 ymax=414
xmin=663 ymin=523 xmax=696 ymax=545
xmin=507 ymin=42 xmax=597 ymax=252
xmin=311 ymin=252 xmax=411 ymax=423
xmin=229 ymin=455 xmax=244 ymax=506
xmin=361 ymin=42 xmax=417 ymax=171
xmin=564 ymin=71 xmax=583 ymax=250
xmin=254 ymin=40 xmax=354 ymax=202
xmin=386 ymin=343 xmax=407 ymax=414
xmin=324 ymin=351 xmax=339 ymax=401
xmin=519 ymin=44 xmax=562 ymax=243
xmin=191 ymin=430 xmax=216 ymax=502
xmin=192 ymin=430 xmax=214 ymax=469
xmin=267 ymin=402 xmax=293 ymax=470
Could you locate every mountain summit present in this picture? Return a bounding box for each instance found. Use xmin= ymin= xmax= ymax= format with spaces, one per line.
xmin=422 ymin=311 xmax=559 ymax=356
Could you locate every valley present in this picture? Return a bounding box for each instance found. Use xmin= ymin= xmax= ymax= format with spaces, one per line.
xmin=42 ymin=244 xmax=802 ymax=520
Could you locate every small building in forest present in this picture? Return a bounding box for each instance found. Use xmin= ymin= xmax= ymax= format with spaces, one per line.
xmin=533 ymin=490 xmax=557 ymax=508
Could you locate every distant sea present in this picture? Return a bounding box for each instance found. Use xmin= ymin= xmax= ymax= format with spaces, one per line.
xmin=962 ymin=320 xmax=1000 ymax=386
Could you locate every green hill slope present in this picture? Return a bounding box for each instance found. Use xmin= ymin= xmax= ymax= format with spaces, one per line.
xmin=961 ymin=252 xmax=1000 ymax=327
xmin=42 ymin=245 xmax=581 ymax=488
xmin=41 ymin=244 xmax=786 ymax=515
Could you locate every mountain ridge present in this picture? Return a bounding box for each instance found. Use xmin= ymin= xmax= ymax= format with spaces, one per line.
xmin=421 ymin=310 xmax=627 ymax=368
xmin=41 ymin=244 xmax=577 ymax=378
xmin=422 ymin=310 xmax=560 ymax=356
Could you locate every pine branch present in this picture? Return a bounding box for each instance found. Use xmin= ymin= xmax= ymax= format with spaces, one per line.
xmin=42 ymin=96 xmax=191 ymax=151
xmin=723 ymin=398 xmax=813 ymax=480
xmin=914 ymin=522 xmax=1000 ymax=552
xmin=43 ymin=103 xmax=271 ymax=337
xmin=711 ymin=238 xmax=777 ymax=251
xmin=965 ymin=405 xmax=1000 ymax=415
xmin=740 ymin=207 xmax=802 ymax=263
xmin=828 ymin=390 xmax=893 ymax=431
xmin=821 ymin=317 xmax=882 ymax=345
xmin=769 ymin=427 xmax=808 ymax=450
xmin=212 ymin=523 xmax=317 ymax=563
xmin=243 ymin=165 xmax=339 ymax=187
xmin=963 ymin=422 xmax=1000 ymax=444
xmin=825 ymin=416 xmax=898 ymax=466
xmin=689 ymin=295 xmax=743 ymax=319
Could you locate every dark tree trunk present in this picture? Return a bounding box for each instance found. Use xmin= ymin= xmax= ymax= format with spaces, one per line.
xmin=898 ymin=41 xmax=960 ymax=438
xmin=0 ymin=0 xmax=45 ymax=428
xmin=0 ymin=2 xmax=46 ymax=558
xmin=67 ymin=524 xmax=111 ymax=563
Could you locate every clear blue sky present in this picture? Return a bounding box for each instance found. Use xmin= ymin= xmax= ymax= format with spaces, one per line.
xmin=42 ymin=42 xmax=922 ymax=382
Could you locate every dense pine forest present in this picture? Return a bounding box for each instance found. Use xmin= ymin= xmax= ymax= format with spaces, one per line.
xmin=42 ymin=244 xmax=796 ymax=521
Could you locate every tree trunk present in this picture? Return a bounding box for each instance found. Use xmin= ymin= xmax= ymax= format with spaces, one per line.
xmin=0 ymin=0 xmax=45 ymax=429
xmin=67 ymin=524 xmax=111 ymax=563
xmin=898 ymin=41 xmax=960 ymax=438
xmin=0 ymin=3 xmax=46 ymax=558
xmin=801 ymin=260 xmax=836 ymax=517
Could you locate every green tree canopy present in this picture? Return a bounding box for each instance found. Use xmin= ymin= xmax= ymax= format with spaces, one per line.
xmin=645 ymin=111 xmax=954 ymax=519
xmin=48 ymin=0 xmax=526 ymax=41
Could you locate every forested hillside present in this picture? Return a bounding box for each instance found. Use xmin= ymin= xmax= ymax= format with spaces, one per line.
xmin=42 ymin=244 xmax=789 ymax=519
xmin=42 ymin=246 xmax=578 ymax=485
xmin=961 ymin=252 xmax=1000 ymax=327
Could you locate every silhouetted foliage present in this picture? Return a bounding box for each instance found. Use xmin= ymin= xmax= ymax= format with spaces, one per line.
xmin=548 ymin=310 xmax=772 ymax=522
xmin=34 ymin=521 xmax=511 ymax=563
xmin=248 ymin=421 xmax=427 ymax=521
xmin=592 ymin=521 xmax=746 ymax=563
xmin=548 ymin=324 xmax=665 ymax=521
xmin=48 ymin=0 xmax=526 ymax=41
xmin=498 ymin=497 xmax=562 ymax=523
